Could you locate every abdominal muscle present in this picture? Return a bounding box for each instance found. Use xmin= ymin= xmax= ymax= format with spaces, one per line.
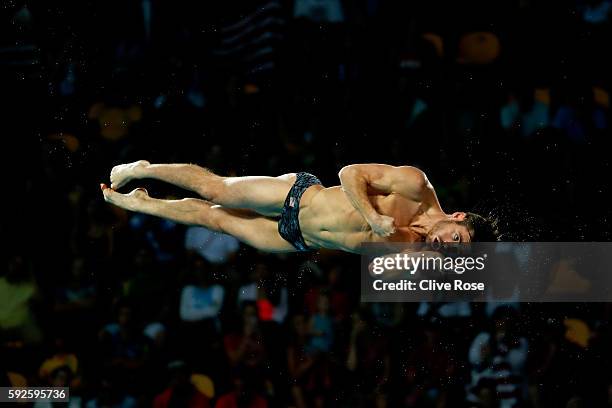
xmin=298 ymin=185 xmax=420 ymax=253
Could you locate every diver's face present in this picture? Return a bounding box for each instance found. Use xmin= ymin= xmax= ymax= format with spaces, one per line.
xmin=426 ymin=220 xmax=471 ymax=245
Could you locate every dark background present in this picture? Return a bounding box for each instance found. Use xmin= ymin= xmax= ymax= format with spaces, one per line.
xmin=1 ymin=0 xmax=612 ymax=407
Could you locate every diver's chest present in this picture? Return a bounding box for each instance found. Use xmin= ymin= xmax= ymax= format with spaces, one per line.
xmin=373 ymin=194 xmax=422 ymax=225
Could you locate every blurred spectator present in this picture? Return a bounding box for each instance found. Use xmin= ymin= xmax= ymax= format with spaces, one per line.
xmin=215 ymin=367 xmax=268 ymax=408
xmin=223 ymin=302 xmax=267 ymax=370
xmin=119 ymin=247 xmax=167 ymax=316
xmin=303 ymin=266 xmax=349 ymax=322
xmin=38 ymin=337 xmax=79 ymax=384
xmin=286 ymin=294 xmax=336 ymax=406
xmin=142 ymin=320 xmax=172 ymax=393
xmin=144 ymin=321 xmax=167 ymax=353
xmin=308 ymin=292 xmax=334 ymax=353
xmin=287 ymin=314 xmax=313 ymax=408
xmin=467 ymin=307 xmax=528 ymax=408
xmin=346 ymin=309 xmax=390 ymax=403
xmin=54 ymin=257 xmax=96 ymax=312
xmin=180 ymin=257 xmax=225 ymax=324
xmin=53 ymin=257 xmax=97 ymax=345
xmin=98 ymin=301 xmax=148 ymax=379
xmin=178 ymin=255 xmax=225 ymax=369
xmin=185 ymin=226 xmax=239 ymax=264
xmin=85 ymin=374 xmax=137 ymax=408
xmin=403 ymin=320 xmax=457 ymax=407
xmin=73 ymin=200 xmax=116 ymax=262
xmin=130 ymin=214 xmax=183 ymax=263
xmin=368 ymin=302 xmax=405 ymax=330
xmin=237 ymin=263 xmax=288 ymax=324
xmin=0 ymin=255 xmax=42 ymax=344
xmin=88 ymin=101 xmax=142 ymax=142
xmin=153 ymin=361 xmax=211 ymax=408
xmin=34 ymin=365 xmax=83 ymax=408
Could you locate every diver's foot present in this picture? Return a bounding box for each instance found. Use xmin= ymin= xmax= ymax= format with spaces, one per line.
xmin=101 ymin=184 xmax=149 ymax=211
xmin=110 ymin=160 xmax=150 ymax=189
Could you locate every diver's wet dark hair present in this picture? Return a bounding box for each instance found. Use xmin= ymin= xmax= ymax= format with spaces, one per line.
xmin=459 ymin=212 xmax=500 ymax=242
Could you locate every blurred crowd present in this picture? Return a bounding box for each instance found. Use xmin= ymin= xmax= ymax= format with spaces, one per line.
xmin=2 ymin=0 xmax=612 ymax=406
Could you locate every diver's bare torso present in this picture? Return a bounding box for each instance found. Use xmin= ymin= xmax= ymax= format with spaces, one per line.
xmin=298 ymin=184 xmax=440 ymax=253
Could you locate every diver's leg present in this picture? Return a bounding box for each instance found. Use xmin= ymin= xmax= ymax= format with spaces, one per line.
xmin=109 ymin=161 xmax=295 ymax=217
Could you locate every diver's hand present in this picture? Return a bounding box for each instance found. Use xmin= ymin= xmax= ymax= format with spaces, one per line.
xmin=368 ymin=214 xmax=396 ymax=237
